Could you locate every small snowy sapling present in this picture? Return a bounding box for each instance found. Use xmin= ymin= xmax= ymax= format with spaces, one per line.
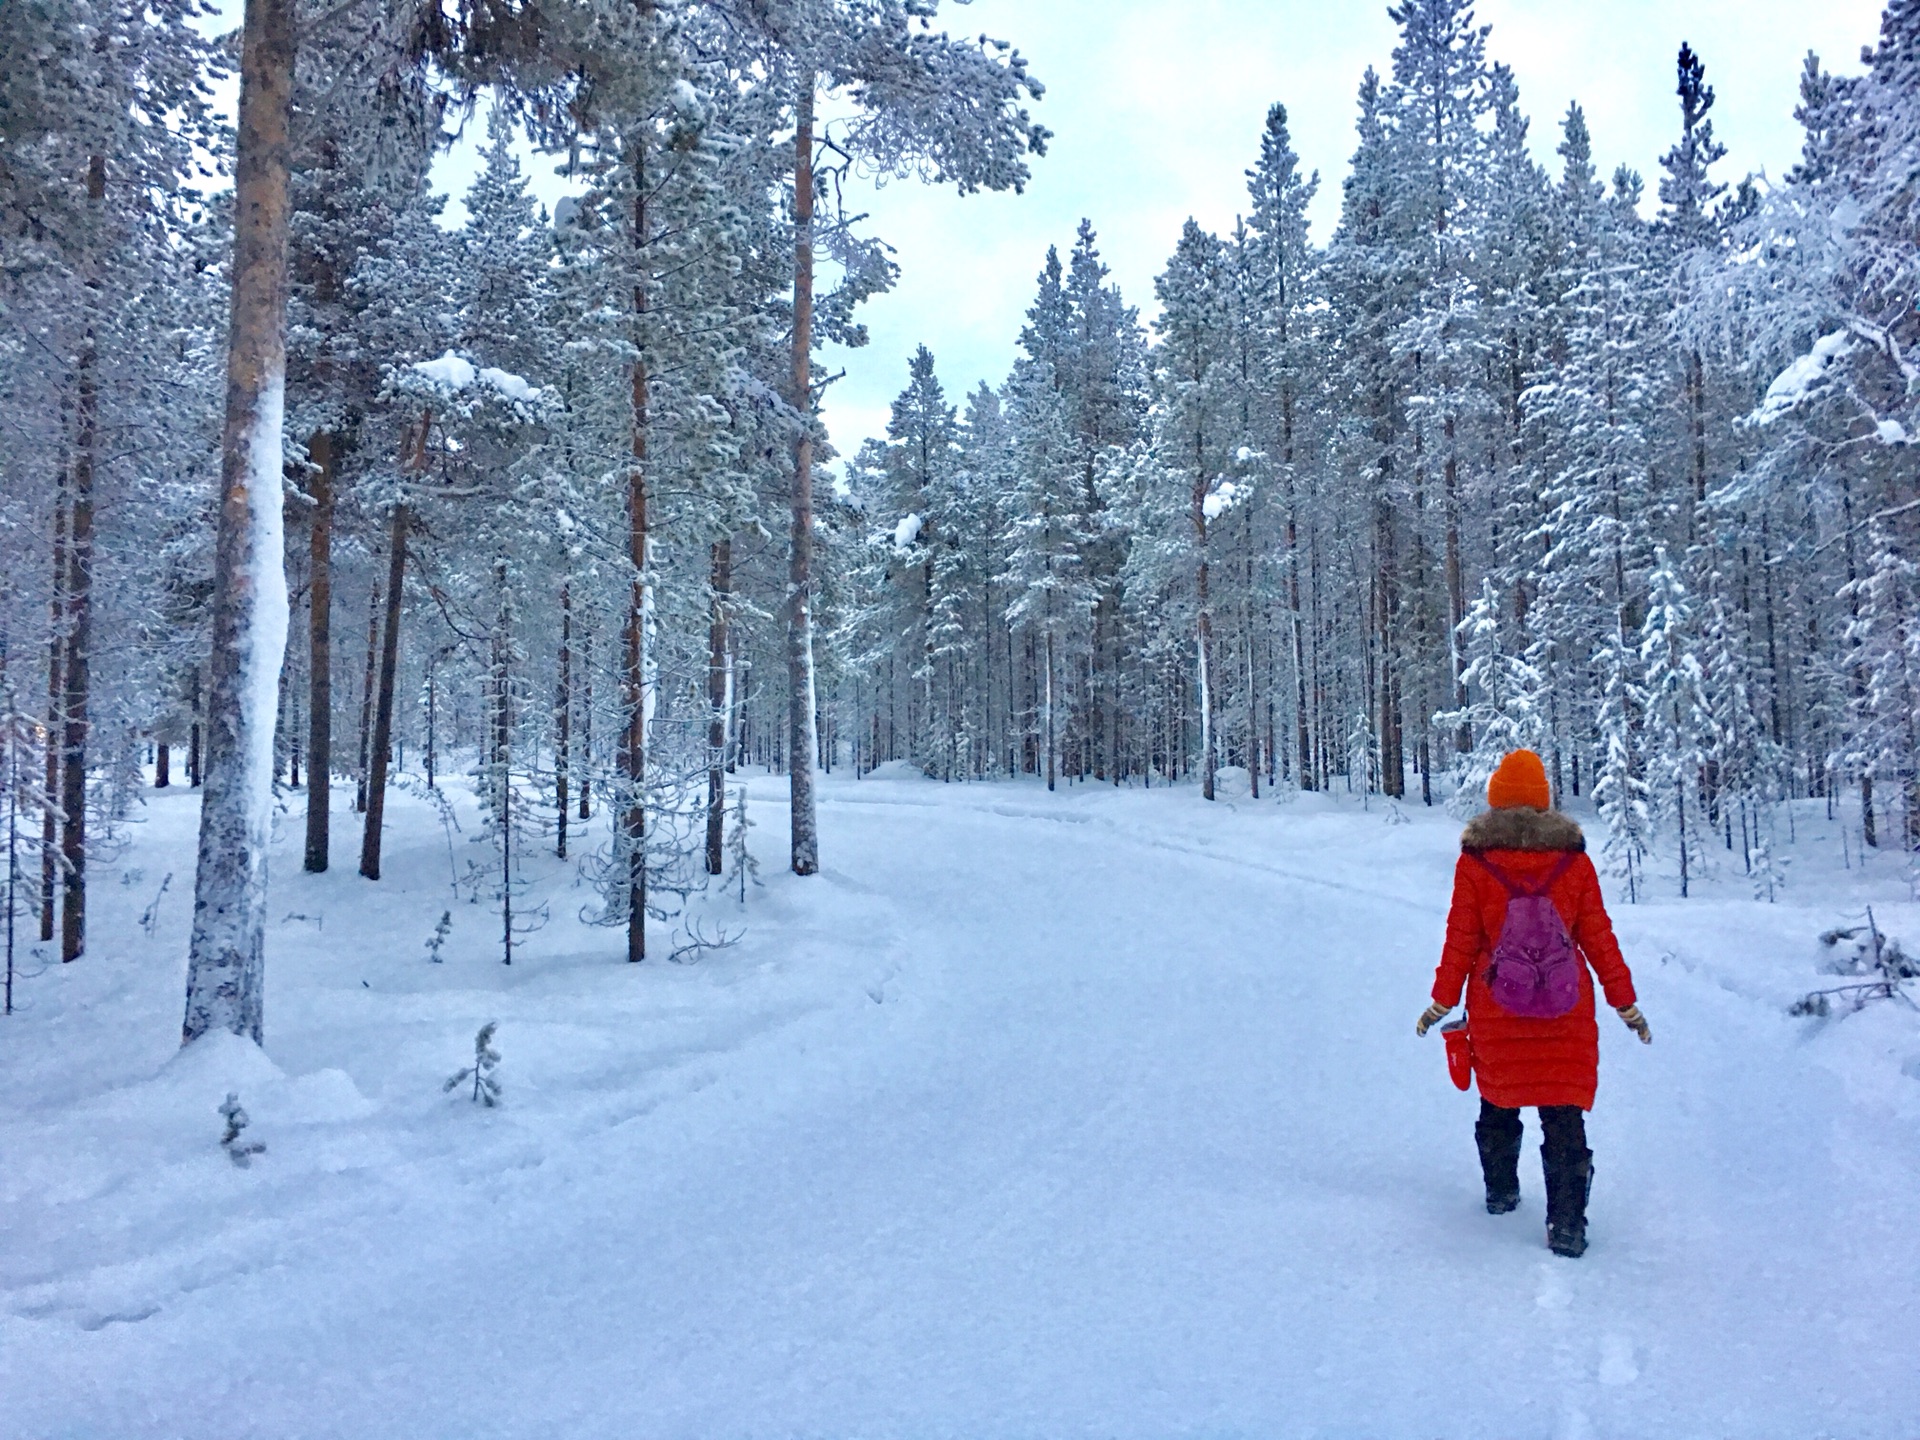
xmin=219 ymin=1093 xmax=266 ymax=1167
xmin=445 ymin=1022 xmax=503 ymax=1106
xmin=139 ymin=873 xmax=172 ymax=937
xmin=425 ymin=909 xmax=452 ymax=963
xmin=728 ymin=786 xmax=760 ymax=905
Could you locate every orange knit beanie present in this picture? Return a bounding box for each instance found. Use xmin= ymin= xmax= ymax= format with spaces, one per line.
xmin=1486 ymin=749 xmax=1551 ymax=811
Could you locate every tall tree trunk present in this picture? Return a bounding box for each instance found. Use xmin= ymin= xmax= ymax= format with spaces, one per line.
xmin=787 ymin=72 xmax=822 ymax=876
xmin=61 ymin=156 xmax=103 ymax=964
xmin=1444 ymin=414 xmax=1467 ymax=755
xmin=706 ymin=539 xmax=731 ymax=876
xmin=155 ymin=744 xmax=171 ymax=788
xmin=620 ymin=139 xmax=651 ymax=963
xmin=41 ymin=463 xmax=66 ymax=945
xmin=1688 ymin=347 xmax=1708 ymax=542
xmin=1375 ymin=497 xmax=1405 ymax=798
xmin=1245 ymin=524 xmax=1260 ymax=800
xmin=555 ymin=578 xmax=571 ymax=860
xmin=1044 ymin=627 xmax=1056 ymax=793
xmin=187 ymin=668 xmax=202 ymax=787
xmin=183 ymin=0 xmax=296 ymax=1046
xmin=354 ymin=575 xmax=379 ymax=815
xmin=578 ymin=625 xmax=592 ymax=821
xmin=303 ymin=428 xmax=334 ymax=872
xmin=358 ymin=503 xmax=408 ymax=880
xmin=424 ymin=650 xmax=437 ymax=790
xmin=1192 ymin=462 xmax=1217 ymax=803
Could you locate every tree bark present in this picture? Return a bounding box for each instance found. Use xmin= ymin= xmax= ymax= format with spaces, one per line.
xmin=620 ymin=139 xmax=651 ymax=962
xmin=1444 ymin=414 xmax=1468 ymax=755
xmin=187 ymin=668 xmax=202 ymax=787
xmin=578 ymin=625 xmax=592 ymax=821
xmin=555 ymin=578 xmax=571 ymax=859
xmin=303 ymin=428 xmax=334 ymax=872
xmin=354 ymin=574 xmax=379 ymax=814
xmin=787 ymin=72 xmax=822 ymax=876
xmin=1192 ymin=457 xmax=1217 ymax=803
xmin=156 ymin=744 xmax=171 ymax=788
xmin=358 ymin=502 xmax=408 ymax=880
xmin=706 ymin=538 xmax=731 ymax=876
xmin=61 ymin=157 xmax=103 ymax=964
xmin=41 ymin=462 xmax=66 ymax=945
xmin=183 ymin=0 xmax=296 ymax=1046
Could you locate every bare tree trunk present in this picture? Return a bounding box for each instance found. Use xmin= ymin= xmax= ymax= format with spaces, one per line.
xmin=358 ymin=503 xmax=408 ymax=880
xmin=354 ymin=575 xmax=379 ymax=815
xmin=61 ymin=158 xmax=103 ymax=964
xmin=1444 ymin=414 xmax=1467 ymax=756
xmin=187 ymin=668 xmax=202 ymax=787
xmin=1245 ymin=523 xmax=1259 ymax=800
xmin=424 ymin=650 xmax=437 ymax=790
xmin=1192 ymin=460 xmax=1217 ymax=803
xmin=787 ymin=72 xmax=822 ymax=877
xmin=183 ymin=0 xmax=296 ymax=1046
xmin=1375 ymin=498 xmax=1405 ymax=798
xmin=155 ymin=744 xmax=171 ymax=788
xmin=706 ymin=539 xmax=731 ymax=875
xmin=620 ymin=140 xmax=651 ymax=963
xmin=1045 ymin=626 xmax=1056 ymax=793
xmin=578 ymin=625 xmax=592 ymax=821
xmin=41 ymin=465 xmax=66 ymax=945
xmin=1688 ymin=347 xmax=1708 ymax=543
xmin=303 ymin=428 xmax=334 ymax=872
xmin=555 ymin=578 xmax=571 ymax=859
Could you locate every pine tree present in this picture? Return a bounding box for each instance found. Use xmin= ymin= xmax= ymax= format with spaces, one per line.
xmin=1592 ymin=618 xmax=1652 ymax=902
xmin=1640 ymin=550 xmax=1712 ymax=895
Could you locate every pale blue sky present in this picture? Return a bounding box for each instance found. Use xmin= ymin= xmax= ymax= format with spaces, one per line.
xmin=813 ymin=0 xmax=1884 ymax=462
xmin=214 ymin=1 xmax=1887 ymax=470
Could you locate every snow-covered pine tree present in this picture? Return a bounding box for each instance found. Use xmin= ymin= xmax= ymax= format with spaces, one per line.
xmin=1592 ymin=619 xmax=1652 ymax=902
xmin=1153 ymin=221 xmax=1240 ymax=801
xmin=1437 ymin=577 xmax=1548 ymax=815
xmin=1640 ymin=549 xmax=1713 ymax=896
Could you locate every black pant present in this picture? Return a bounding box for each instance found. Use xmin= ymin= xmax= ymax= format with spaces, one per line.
xmin=1477 ymin=1099 xmax=1586 ymax=1159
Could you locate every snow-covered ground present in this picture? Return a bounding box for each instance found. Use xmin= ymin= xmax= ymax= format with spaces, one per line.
xmin=3 ymin=768 xmax=1918 ymax=1438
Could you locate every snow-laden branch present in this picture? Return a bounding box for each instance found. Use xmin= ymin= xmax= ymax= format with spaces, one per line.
xmin=1752 ymin=331 xmax=1856 ymax=426
xmin=388 ymin=352 xmax=557 ymax=425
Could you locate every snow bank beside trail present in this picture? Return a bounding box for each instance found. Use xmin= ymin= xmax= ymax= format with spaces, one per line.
xmin=862 ymin=758 xmax=931 ymax=781
xmin=2 ymin=774 xmax=911 ymax=1350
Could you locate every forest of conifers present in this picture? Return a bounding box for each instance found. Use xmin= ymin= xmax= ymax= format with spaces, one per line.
xmin=3 ymin=2 xmax=1918 ymax=1036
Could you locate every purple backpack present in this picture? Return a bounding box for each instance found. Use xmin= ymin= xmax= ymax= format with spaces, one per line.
xmin=1476 ymin=853 xmax=1582 ymax=1019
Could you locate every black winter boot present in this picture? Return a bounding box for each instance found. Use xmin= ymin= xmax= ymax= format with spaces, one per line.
xmin=1542 ymin=1143 xmax=1593 ymax=1257
xmin=1474 ymin=1102 xmax=1523 ymax=1214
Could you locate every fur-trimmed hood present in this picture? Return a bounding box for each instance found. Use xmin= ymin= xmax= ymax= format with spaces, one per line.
xmin=1461 ymin=806 xmax=1586 ymax=854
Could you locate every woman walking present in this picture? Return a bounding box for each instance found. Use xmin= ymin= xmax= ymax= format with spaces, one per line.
xmin=1417 ymin=749 xmax=1651 ymax=1257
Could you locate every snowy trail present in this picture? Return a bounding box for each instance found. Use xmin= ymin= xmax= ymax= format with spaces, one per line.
xmin=5 ymin=774 xmax=1920 ymax=1438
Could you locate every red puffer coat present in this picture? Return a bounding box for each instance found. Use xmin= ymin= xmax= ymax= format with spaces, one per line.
xmin=1432 ymin=807 xmax=1637 ymax=1111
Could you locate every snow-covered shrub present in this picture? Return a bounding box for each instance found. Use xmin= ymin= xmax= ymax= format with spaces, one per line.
xmin=425 ymin=910 xmax=452 ymax=964
xmin=727 ymin=787 xmax=760 ymax=906
xmin=1817 ymin=921 xmax=1917 ymax=980
xmin=219 ymin=1093 xmax=266 ymax=1168
xmin=1793 ymin=913 xmax=1917 ymax=1017
xmin=445 ymin=1023 xmax=503 ymax=1107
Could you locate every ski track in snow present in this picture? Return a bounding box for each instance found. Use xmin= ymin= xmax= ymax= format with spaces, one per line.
xmin=2 ymin=770 xmax=1918 ymax=1438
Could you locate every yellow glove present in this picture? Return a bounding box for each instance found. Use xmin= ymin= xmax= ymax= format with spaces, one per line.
xmin=1416 ymin=1002 xmax=1453 ymax=1037
xmin=1617 ymin=1004 xmax=1652 ymax=1044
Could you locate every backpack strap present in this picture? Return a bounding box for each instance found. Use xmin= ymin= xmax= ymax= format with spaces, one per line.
xmin=1542 ymin=852 xmax=1578 ymax=891
xmin=1473 ymin=850 xmax=1578 ymax=898
xmin=1471 ymin=853 xmax=1522 ymax=897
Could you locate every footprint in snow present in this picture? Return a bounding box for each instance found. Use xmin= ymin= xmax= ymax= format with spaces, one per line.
xmin=1598 ymin=1333 xmax=1639 ymax=1386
